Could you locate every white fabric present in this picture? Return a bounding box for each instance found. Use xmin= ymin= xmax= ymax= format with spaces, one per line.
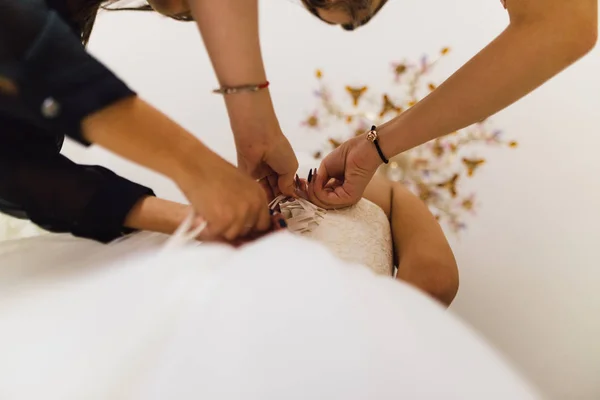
xmin=269 ymin=194 xmax=393 ymax=276
xmin=293 ymin=158 xmax=393 ymax=275
xmin=0 ymin=232 xmax=538 ymax=399
xmin=301 ymin=198 xmax=393 ymax=276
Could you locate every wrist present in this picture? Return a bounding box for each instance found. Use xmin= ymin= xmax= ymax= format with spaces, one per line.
xmin=354 ymin=135 xmax=384 ymax=174
xmin=124 ymin=196 xmax=190 ymax=235
xmin=378 ymin=110 xmax=429 ymax=157
xmin=223 ymin=89 xmax=280 ymax=139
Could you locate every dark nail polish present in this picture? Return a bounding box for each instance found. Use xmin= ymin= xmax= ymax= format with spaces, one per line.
xmin=269 ymin=209 xmax=274 ymax=215
xmin=308 ymin=169 xmax=313 ymax=183
xmin=279 ymin=219 xmax=288 ymax=228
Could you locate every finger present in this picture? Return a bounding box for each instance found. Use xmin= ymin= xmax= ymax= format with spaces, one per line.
xmin=313 ymin=162 xmax=340 ymax=207
xmin=258 ymin=177 xmax=275 ymax=201
xmin=324 ymin=178 xmax=342 ymax=190
xmin=255 ymin=204 xmax=272 ymax=233
xmin=319 ymin=148 xmax=346 ymax=182
xmin=239 ymin=206 xmax=260 ymax=238
xmin=314 ymin=157 xmax=340 ymax=199
xmin=271 ymin=212 xmax=288 ymax=231
xmin=197 ymin=222 xmax=226 ymax=242
xmin=306 ymin=169 xmax=331 ymax=209
xmin=231 ymin=213 xmax=284 ymax=247
xmin=277 ymin=172 xmax=297 ymax=198
xmin=263 ymin=141 xmax=299 ymax=197
xmin=295 ymin=178 xmax=309 ymax=199
xmin=314 ymin=190 xmax=353 ymax=209
xmin=314 ymin=161 xmax=329 ymax=191
xmin=222 ymin=212 xmax=247 ymax=242
xmin=312 ymin=174 xmax=355 ymax=209
xmin=267 ymin=174 xmax=279 ymax=199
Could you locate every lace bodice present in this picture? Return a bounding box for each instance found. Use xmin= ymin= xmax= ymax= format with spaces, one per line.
xmin=300 ymin=198 xmax=394 ymax=276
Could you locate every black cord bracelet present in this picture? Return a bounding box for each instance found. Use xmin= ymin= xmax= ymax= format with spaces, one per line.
xmin=366 ymin=125 xmax=389 ymax=164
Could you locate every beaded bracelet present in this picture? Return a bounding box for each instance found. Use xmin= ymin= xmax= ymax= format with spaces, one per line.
xmin=366 ymin=125 xmax=389 ymax=164
xmin=212 ymin=81 xmax=270 ymax=95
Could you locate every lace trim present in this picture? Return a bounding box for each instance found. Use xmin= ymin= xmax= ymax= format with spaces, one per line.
xmin=269 ymin=195 xmax=326 ymax=234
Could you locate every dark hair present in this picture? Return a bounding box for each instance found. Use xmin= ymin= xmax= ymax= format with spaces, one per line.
xmin=300 ymin=0 xmax=387 ymax=31
xmin=79 ymin=0 xmax=192 ymax=46
xmin=78 ymin=0 xmax=386 ymax=46
xmin=75 ymin=0 xmax=104 ymax=45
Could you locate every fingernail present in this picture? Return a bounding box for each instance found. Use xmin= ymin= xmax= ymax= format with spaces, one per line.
xmin=279 ymin=219 xmax=288 ymax=228
xmin=308 ymin=169 xmax=313 ymax=183
xmin=269 ymin=209 xmax=274 ymax=215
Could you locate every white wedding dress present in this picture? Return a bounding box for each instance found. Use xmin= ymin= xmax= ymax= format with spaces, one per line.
xmin=0 ymin=162 xmax=538 ymax=399
xmin=301 ymin=198 xmax=393 ymax=276
xmin=0 ymin=231 xmax=538 ymax=400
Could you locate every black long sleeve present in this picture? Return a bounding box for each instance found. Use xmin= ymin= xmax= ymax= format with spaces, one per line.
xmin=0 ymin=0 xmax=157 ymax=243
xmin=0 ymin=0 xmax=135 ymax=145
xmin=0 ymin=144 xmax=154 ymax=243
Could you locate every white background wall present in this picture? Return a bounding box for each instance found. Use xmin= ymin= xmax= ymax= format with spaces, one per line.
xmin=65 ymin=0 xmax=600 ymax=398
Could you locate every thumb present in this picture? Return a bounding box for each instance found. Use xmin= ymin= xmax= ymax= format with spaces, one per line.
xmin=319 ymin=146 xmax=346 ymax=180
xmin=277 ymin=172 xmax=297 ymax=197
xmin=315 ymin=146 xmax=346 ymax=191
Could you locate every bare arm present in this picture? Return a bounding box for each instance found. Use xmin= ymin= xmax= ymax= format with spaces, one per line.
xmin=82 ymin=97 xmax=211 ymax=184
xmin=82 ymin=96 xmax=274 ymax=242
xmin=124 ymin=196 xmax=190 ymax=235
xmin=188 ymin=0 xmax=278 ymax=137
xmin=187 ymin=0 xmax=298 ymax=197
xmin=363 ymin=175 xmax=459 ymax=306
xmin=374 ymin=0 xmax=597 ymax=162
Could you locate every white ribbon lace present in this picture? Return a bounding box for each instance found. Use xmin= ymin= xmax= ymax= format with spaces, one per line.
xmin=163 ymin=196 xmax=326 ymax=250
xmin=269 ymin=195 xmax=326 ymax=234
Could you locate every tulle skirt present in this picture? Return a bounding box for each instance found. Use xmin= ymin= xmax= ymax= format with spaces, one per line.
xmin=0 ymin=231 xmax=539 ymax=399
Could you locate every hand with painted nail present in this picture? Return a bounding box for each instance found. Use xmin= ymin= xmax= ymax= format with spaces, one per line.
xmin=308 ymin=136 xmax=382 ymax=209
xmin=229 ymin=210 xmax=288 ymax=247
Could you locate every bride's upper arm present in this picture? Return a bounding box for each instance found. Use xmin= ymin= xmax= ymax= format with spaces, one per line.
xmin=362 ymin=174 xmax=392 ymax=219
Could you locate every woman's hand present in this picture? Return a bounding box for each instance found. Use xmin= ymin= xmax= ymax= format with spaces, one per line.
xmin=235 ymin=128 xmax=298 ymax=200
xmin=310 ymin=136 xmax=382 ymax=209
xmin=124 ymin=196 xmax=190 ymax=236
xmin=124 ymin=195 xmax=287 ymax=245
xmin=174 ymin=147 xmax=273 ymax=241
xmin=188 ymin=0 xmax=299 ymax=198
xmin=82 ymin=97 xmax=273 ymax=242
xmin=225 ymin=91 xmax=299 ymax=200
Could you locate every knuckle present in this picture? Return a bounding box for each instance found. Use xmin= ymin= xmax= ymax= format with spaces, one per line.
xmin=237 ymin=203 xmax=251 ymax=219
xmin=223 ymin=229 xmax=238 ymax=241
xmin=215 ymin=210 xmax=234 ymax=231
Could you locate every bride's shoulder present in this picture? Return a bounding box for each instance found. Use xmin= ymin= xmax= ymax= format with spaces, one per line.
xmin=363 ymin=174 xmax=393 ymax=219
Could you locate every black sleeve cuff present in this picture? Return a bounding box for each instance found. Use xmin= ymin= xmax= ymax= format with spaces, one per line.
xmin=19 ymin=11 xmax=136 ymax=146
xmin=71 ymin=170 xmax=155 ymax=243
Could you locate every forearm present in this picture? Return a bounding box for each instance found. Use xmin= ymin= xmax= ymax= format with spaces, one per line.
xmin=81 ymin=96 xmax=210 ymax=183
xmin=189 ymin=0 xmax=279 ymax=136
xmin=190 ymin=0 xmax=264 ymax=86
xmin=124 ymin=196 xmax=190 ymax=235
xmin=379 ymin=4 xmax=597 ymax=156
